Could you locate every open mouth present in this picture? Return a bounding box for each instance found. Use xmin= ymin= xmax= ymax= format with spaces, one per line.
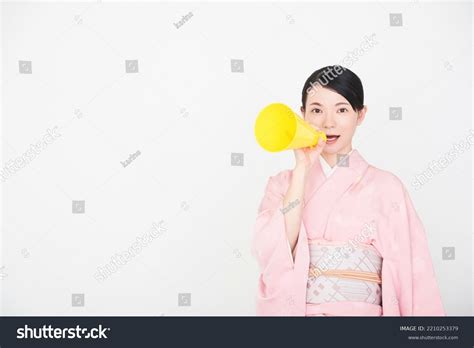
xmin=326 ymin=135 xmax=340 ymax=144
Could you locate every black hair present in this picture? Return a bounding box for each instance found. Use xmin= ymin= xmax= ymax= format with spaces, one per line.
xmin=301 ymin=65 xmax=364 ymax=112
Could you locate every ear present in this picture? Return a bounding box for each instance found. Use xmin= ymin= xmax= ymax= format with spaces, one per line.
xmin=300 ymin=106 xmax=305 ymax=118
xmin=356 ymin=105 xmax=367 ymax=126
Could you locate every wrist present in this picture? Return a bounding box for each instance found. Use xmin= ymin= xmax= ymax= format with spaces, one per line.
xmin=293 ymin=163 xmax=310 ymax=178
xmin=294 ymin=162 xmax=309 ymax=172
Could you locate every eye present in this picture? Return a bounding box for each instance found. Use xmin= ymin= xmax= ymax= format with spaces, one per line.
xmin=311 ymin=108 xmax=322 ymax=114
xmin=337 ymin=107 xmax=349 ymax=113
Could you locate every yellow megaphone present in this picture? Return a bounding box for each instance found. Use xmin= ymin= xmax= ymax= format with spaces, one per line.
xmin=254 ymin=103 xmax=327 ymax=152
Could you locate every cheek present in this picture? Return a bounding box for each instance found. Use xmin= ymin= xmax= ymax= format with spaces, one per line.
xmin=339 ymin=116 xmax=358 ymax=134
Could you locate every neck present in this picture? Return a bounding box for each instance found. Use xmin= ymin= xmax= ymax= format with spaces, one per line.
xmin=321 ymin=145 xmax=353 ymax=168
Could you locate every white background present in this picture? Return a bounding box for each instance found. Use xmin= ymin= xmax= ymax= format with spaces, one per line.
xmin=1 ymin=1 xmax=472 ymax=315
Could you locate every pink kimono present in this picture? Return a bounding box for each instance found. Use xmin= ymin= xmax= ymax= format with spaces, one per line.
xmin=251 ymin=149 xmax=445 ymax=316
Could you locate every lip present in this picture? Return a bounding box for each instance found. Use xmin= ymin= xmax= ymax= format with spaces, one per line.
xmin=325 ymin=134 xmax=340 ymax=145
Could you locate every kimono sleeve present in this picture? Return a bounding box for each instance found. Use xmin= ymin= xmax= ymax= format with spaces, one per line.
xmin=395 ymin=183 xmax=445 ymax=316
xmin=250 ymin=174 xmax=303 ymax=275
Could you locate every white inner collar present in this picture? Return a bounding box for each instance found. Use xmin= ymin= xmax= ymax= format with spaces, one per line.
xmin=319 ymin=149 xmax=354 ymax=178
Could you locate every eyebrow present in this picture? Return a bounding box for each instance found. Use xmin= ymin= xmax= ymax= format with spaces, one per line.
xmin=309 ymin=102 xmax=350 ymax=106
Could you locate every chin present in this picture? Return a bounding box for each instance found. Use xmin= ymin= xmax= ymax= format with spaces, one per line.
xmin=322 ymin=146 xmax=343 ymax=155
xmin=322 ymin=143 xmax=351 ymax=156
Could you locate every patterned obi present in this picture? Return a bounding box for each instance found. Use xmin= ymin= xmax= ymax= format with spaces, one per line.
xmin=306 ymin=239 xmax=383 ymax=306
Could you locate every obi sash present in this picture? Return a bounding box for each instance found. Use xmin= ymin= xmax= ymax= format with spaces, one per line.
xmin=306 ymin=239 xmax=383 ymax=314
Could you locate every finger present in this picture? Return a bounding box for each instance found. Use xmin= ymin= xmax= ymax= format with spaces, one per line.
xmin=308 ymin=149 xmax=319 ymax=164
xmin=315 ymin=138 xmax=326 ymax=152
xmin=310 ymin=140 xmax=325 ymax=162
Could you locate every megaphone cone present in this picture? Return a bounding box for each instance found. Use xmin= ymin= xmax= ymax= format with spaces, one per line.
xmin=254 ymin=103 xmax=327 ymax=152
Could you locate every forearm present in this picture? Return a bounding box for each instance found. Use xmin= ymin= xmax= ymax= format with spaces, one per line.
xmin=283 ymin=165 xmax=308 ymax=254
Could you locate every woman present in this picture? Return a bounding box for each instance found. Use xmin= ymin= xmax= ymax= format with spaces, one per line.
xmin=251 ymin=65 xmax=445 ymax=316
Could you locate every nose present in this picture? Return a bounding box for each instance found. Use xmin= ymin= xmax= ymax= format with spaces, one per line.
xmin=322 ymin=113 xmax=336 ymax=130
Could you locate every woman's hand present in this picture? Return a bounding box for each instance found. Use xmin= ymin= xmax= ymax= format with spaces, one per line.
xmin=293 ymin=131 xmax=326 ymax=174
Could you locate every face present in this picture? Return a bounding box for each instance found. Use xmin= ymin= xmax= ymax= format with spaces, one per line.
xmin=300 ymin=87 xmax=367 ymax=155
